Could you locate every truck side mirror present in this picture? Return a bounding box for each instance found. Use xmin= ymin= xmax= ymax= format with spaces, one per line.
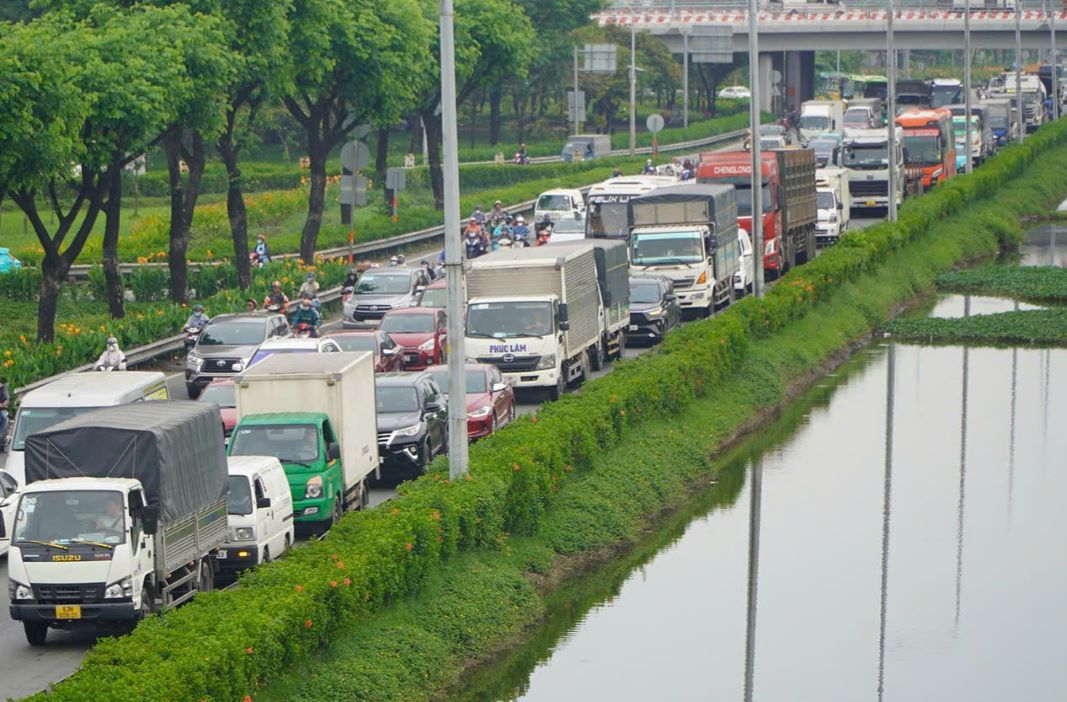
xmin=141 ymin=506 xmax=160 ymax=536
xmin=256 ymin=496 xmax=272 ymax=510
xmin=837 ymin=201 xmax=843 ymax=210
xmin=327 ymin=442 xmax=341 ymax=462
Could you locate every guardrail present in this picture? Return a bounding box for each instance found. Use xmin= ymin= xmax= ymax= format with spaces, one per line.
xmin=16 ymin=127 xmax=744 ymax=397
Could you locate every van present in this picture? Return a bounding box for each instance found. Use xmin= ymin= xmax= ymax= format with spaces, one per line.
xmin=534 ymin=188 xmax=586 ymax=224
xmin=4 ymin=371 xmax=169 ymax=489
xmin=219 ymin=455 xmax=295 ymax=577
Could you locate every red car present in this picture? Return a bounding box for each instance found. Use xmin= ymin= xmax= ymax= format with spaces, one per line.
xmin=197 ymin=379 xmax=237 ymax=436
xmin=379 ymin=307 xmax=447 ymax=370
xmin=325 ymin=330 xmax=404 ymax=373
xmin=426 ymin=364 xmax=515 ymax=440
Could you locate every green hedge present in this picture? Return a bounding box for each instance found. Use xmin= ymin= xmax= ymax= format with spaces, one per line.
xmin=23 ymin=118 xmax=1067 ymax=702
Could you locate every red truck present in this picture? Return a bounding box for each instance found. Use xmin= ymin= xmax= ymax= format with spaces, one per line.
xmin=696 ymin=148 xmax=817 ymax=280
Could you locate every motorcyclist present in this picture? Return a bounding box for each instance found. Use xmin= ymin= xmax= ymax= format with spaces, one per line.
xmin=0 ymin=377 xmax=9 ymax=452
xmin=94 ymin=337 xmax=127 ymax=371
xmin=389 ymin=254 xmax=406 ymax=267
xmin=470 ymin=205 xmax=486 ymax=227
xmin=420 ymin=259 xmax=438 ymax=282
xmin=535 ymin=214 xmax=554 ymax=238
xmin=515 ymin=143 xmax=529 ymax=164
xmin=611 ymin=166 xmax=623 ymax=178
xmin=510 ymin=215 xmax=530 ymax=246
xmin=298 ymin=271 xmax=320 ymax=300
xmin=642 ymin=158 xmax=655 ymax=175
xmin=183 ymin=304 xmax=210 ymax=332
xmin=465 ymin=225 xmax=487 ymax=258
xmin=254 ymin=234 xmax=271 ymax=265
xmin=343 ymin=266 xmax=359 ymax=290
xmin=290 ymin=295 xmax=322 ymax=337
xmin=263 ymin=280 xmax=289 ymax=314
xmin=490 ymin=200 xmax=506 ymax=222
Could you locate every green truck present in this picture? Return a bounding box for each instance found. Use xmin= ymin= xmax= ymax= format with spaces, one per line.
xmin=229 ymin=353 xmax=379 ymax=531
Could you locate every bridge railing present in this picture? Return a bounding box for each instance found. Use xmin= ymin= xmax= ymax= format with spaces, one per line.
xmin=604 ymin=0 xmax=1050 ymax=13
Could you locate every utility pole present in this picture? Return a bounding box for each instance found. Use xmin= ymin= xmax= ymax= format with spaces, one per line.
xmin=1017 ymin=0 xmax=1024 ymax=143
xmin=573 ymin=46 xmax=581 ymax=137
xmin=630 ymin=22 xmax=637 ymax=155
xmin=1052 ymin=0 xmax=1059 ymax=121
xmin=748 ymin=0 xmax=764 ymax=298
xmin=440 ymin=0 xmax=469 ymax=479
xmin=965 ymin=0 xmax=973 ymax=175
xmin=887 ymin=0 xmax=898 ymax=221
xmin=683 ymin=30 xmax=690 ymax=129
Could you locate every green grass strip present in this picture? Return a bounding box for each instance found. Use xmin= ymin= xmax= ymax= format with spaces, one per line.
xmin=935 ymin=265 xmax=1067 ymax=304
xmin=882 ymin=308 xmax=1067 ymax=346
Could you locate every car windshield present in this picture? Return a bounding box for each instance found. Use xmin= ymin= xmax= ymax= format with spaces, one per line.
xmin=536 ymin=194 xmax=571 ymax=211
xmin=14 ymin=489 xmax=126 ymax=546
xmin=799 ymin=115 xmax=830 ymax=130
xmin=631 ymin=231 xmax=704 ymax=265
xmin=629 ymin=282 xmax=663 ymax=304
xmin=903 ymin=135 xmax=942 ymax=166
xmin=199 ymin=383 xmax=236 ymax=407
xmin=227 ymin=476 xmax=253 ymax=516
xmin=332 ymin=335 xmax=377 ymax=352
xmin=812 ymin=140 xmax=836 ymax=156
xmin=843 ymin=144 xmax=889 ymax=168
xmin=376 ymin=386 xmax=420 ymax=413
xmin=381 ymin=314 xmax=435 ymax=334
xmin=759 ymin=138 xmax=781 ymax=151
xmin=816 ymin=190 xmax=836 ymax=210
xmin=586 ymin=198 xmax=630 ymax=238
xmin=844 ymin=111 xmax=870 ymax=126
xmin=200 ymin=320 xmax=265 ymax=346
xmin=230 ymin=424 xmax=319 ymax=465
xmin=11 ymin=406 xmax=98 ymax=450
xmin=427 ymin=369 xmax=488 ymax=395
xmin=467 ymin=301 xmax=553 ymax=338
xmin=355 ymin=273 xmax=411 ymax=295
xmin=419 ymin=287 xmax=448 ymax=308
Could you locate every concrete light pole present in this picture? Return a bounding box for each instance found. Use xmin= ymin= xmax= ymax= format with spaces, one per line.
xmin=887 ymin=0 xmax=898 ymax=222
xmin=1051 ymin=0 xmax=1059 ymax=121
xmin=965 ymin=0 xmax=973 ymax=175
xmin=1017 ymin=0 xmax=1024 ymax=144
xmin=630 ymin=22 xmax=637 ymax=155
xmin=748 ymin=0 xmax=764 ymax=299
xmin=683 ymin=29 xmax=690 ymax=129
xmin=440 ymin=0 xmax=469 ymax=479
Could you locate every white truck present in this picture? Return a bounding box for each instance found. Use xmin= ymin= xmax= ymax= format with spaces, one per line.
xmin=993 ymin=73 xmax=1047 ymax=133
xmin=799 ymin=99 xmax=845 ymax=145
xmin=545 ymin=239 xmax=631 ymax=368
xmin=842 ymin=126 xmax=905 ymax=212
xmin=230 ymin=352 xmax=380 ymax=531
xmin=9 ymin=401 xmax=228 ymax=645
xmin=815 ymin=166 xmax=851 ymax=245
xmin=626 ymin=183 xmax=742 ymax=317
xmin=586 ymin=175 xmax=679 ymax=239
xmin=465 ymin=246 xmax=601 ymax=400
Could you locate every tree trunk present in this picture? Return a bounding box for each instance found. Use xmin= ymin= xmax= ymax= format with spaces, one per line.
xmin=301 ymin=139 xmax=328 ymax=264
xmin=218 ymin=128 xmax=251 ymax=289
xmin=164 ymin=129 xmax=206 ymax=303
xmin=376 ymin=125 xmax=390 ymax=203
xmin=489 ymin=83 xmax=503 ymax=145
xmin=422 ymin=110 xmax=445 ymax=211
xmin=37 ymin=262 xmax=63 ymax=344
xmin=102 ymin=171 xmax=125 ymax=318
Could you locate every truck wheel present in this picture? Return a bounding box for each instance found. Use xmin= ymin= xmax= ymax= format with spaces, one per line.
xmin=140 ymin=585 xmax=157 ymax=618
xmin=356 ymin=481 xmax=369 ymax=511
xmin=198 ymin=558 xmax=214 ymax=594
xmin=614 ymin=332 xmax=626 ymax=360
xmin=330 ymin=498 xmax=343 ymax=527
xmin=590 ymin=341 xmax=605 ymax=371
xmin=23 ymin=622 xmax=47 ymax=646
xmin=548 ymin=372 xmax=565 ymax=401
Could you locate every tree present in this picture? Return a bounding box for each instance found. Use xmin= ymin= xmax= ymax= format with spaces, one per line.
xmin=414 ymin=0 xmax=534 ymax=209
xmin=285 ymin=0 xmax=431 ymax=263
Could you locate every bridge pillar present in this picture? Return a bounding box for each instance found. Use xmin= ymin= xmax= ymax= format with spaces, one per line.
xmin=757 ymin=53 xmax=775 ymax=114
xmin=783 ymin=50 xmax=815 ymax=112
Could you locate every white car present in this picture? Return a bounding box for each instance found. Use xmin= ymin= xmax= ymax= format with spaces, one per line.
xmin=248 ymin=336 xmax=343 ymax=368
xmin=218 ymin=456 xmax=295 ymax=576
xmin=734 ymin=229 xmax=755 ymax=298
xmin=533 ymin=188 xmax=585 ymax=225
xmin=718 ymin=86 xmax=752 ymax=100
xmin=0 ymin=471 xmax=18 ymax=557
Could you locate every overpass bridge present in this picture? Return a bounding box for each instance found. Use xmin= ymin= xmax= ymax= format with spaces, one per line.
xmin=597 ymin=1 xmax=1063 ymax=109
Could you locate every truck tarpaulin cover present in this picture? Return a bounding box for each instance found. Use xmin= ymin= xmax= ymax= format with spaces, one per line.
xmin=629 ymin=183 xmax=738 ymax=231
xmin=24 ymin=401 xmax=227 ymax=522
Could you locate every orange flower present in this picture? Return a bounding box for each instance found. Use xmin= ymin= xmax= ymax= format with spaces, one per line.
xmin=404 ymin=542 xmax=414 ymax=552
xmin=294 ymin=584 xmax=304 ymax=593
xmin=343 ymin=578 xmax=352 ymax=586
xmin=512 ymin=464 xmax=521 ymax=472
xmin=430 ymin=511 xmax=441 ymax=521
xmin=244 ymin=696 xmax=252 ymax=702
xmin=246 ymin=647 xmax=254 ymax=655
xmin=390 ymin=508 xmax=400 ymax=516
xmin=304 ymin=619 xmax=313 ymax=629
xmin=330 ymin=581 xmax=338 ymax=588
xmin=464 ymin=473 xmax=472 ymax=481
xmin=336 ymin=561 xmax=345 ymax=570
xmin=331 ymin=553 xmax=339 ymax=561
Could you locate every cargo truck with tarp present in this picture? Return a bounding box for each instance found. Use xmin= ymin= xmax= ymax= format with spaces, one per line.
xmin=8 ymin=401 xmax=228 ymax=645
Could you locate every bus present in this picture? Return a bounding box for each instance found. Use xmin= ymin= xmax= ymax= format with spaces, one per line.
xmin=896 ymin=108 xmax=956 ymax=190
xmin=585 ymin=175 xmax=678 ymax=239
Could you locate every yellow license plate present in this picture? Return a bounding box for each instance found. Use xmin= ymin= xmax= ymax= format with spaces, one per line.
xmin=866 ymin=200 xmax=877 ymax=206
xmin=55 ymin=605 xmax=81 ymax=620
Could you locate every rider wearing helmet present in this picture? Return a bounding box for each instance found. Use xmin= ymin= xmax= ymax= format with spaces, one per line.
xmin=290 ymin=295 xmax=322 ymax=336
xmin=94 ymin=337 xmax=127 ymax=371
xmin=183 ymin=304 xmax=210 ymax=332
xmin=263 ymin=280 xmax=289 ymax=314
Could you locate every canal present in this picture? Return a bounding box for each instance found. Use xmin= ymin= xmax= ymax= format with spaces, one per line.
xmin=454 ymin=339 xmax=1067 ymax=701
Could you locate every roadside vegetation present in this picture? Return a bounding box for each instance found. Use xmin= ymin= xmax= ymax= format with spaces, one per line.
xmin=882 ymin=309 xmax=1067 ymax=345
xmin=23 ymin=108 xmax=1067 ymax=702
xmin=934 ymin=265 xmax=1067 ymax=304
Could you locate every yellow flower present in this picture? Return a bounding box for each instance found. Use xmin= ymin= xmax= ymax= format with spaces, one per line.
xmin=18 ymin=335 xmax=26 ymax=344
xmin=3 ymin=360 xmax=13 ymax=368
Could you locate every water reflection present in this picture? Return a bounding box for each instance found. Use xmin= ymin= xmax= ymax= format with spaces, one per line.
xmin=926 ymin=294 xmax=1042 ymax=319
xmin=456 ymin=344 xmax=1067 ymax=702
xmin=1021 ymin=223 xmax=1067 ymax=267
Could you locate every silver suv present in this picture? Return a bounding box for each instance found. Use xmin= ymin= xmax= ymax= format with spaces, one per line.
xmin=343 ymin=268 xmax=429 ymax=327
xmin=185 ymin=313 xmax=290 ymax=397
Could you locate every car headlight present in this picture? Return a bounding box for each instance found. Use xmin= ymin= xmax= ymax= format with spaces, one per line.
xmin=104 ymin=577 xmax=133 ymax=600
xmin=233 ymin=527 xmax=256 ymax=542
xmin=646 ymin=307 xmax=663 ymax=317
xmin=765 ymin=239 xmax=776 ymax=255
xmin=394 ymin=424 xmax=422 ymax=438
xmin=9 ymin=580 xmax=32 ymax=602
xmin=305 ymin=475 xmax=323 ymax=499
xmin=535 ymin=354 xmax=556 ymax=370
xmin=828 ymin=214 xmax=838 ymax=224
xmin=418 ymin=338 xmax=436 ymax=351
xmin=468 ymin=405 xmax=492 ymax=419
xmin=232 ymin=361 xmax=245 ymax=372
xmin=186 ymin=351 xmax=202 ymax=371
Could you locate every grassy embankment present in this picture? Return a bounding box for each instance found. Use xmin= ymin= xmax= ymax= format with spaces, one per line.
xmin=23 ymin=118 xmax=1067 ymax=702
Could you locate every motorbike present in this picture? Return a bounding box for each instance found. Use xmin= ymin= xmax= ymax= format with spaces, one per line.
xmin=183 ymin=326 xmax=203 ymax=351
xmin=512 ymin=152 xmax=530 ymax=165
xmin=341 ymin=285 xmax=355 ymax=304
xmin=293 ymin=322 xmax=319 ymax=338
xmin=465 ymin=234 xmax=487 ymax=259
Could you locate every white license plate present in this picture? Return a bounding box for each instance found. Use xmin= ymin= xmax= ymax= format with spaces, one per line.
xmin=628 ymin=324 xmax=638 ymax=331
xmin=217 ymin=549 xmax=228 ymax=559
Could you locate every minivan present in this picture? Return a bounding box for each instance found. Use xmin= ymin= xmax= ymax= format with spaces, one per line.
xmin=219 ymin=455 xmax=295 ymax=578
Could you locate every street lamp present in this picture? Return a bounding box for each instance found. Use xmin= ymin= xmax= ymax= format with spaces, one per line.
xmin=748 ymin=0 xmax=764 ymax=299
xmin=887 ymin=0 xmax=898 ymax=222
xmin=965 ymin=0 xmax=973 ymax=175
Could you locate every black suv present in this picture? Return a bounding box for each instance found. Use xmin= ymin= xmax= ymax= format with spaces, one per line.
xmin=627 ymin=275 xmax=681 ymax=345
xmin=374 ymin=371 xmax=448 ymax=477
xmin=185 ymin=313 xmax=290 ymax=397
xmin=343 ymin=267 xmax=430 ymax=327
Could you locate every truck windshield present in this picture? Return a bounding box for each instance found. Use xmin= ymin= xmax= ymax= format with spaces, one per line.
xmin=227 ymin=476 xmax=253 ymax=516
xmin=988 ymin=114 xmax=1008 ymax=129
xmin=816 ymin=190 xmax=836 ymax=210
xmin=730 ymin=184 xmax=772 ymax=217
xmin=14 ymin=489 xmax=126 ymax=546
xmin=230 ymin=424 xmax=320 ymax=465
xmin=356 ymin=273 xmax=411 ymax=295
xmin=11 ymin=406 xmax=98 ymax=451
xmin=902 ymin=135 xmax=942 ymax=166
xmin=426 ymin=369 xmax=487 ymax=395
xmin=931 ymin=86 xmax=961 ymax=107
xmin=586 ymin=199 xmax=630 ymax=238
xmin=631 ymin=231 xmax=704 ymax=265
xmin=842 ymin=144 xmax=889 ymax=168
xmin=536 ymin=194 xmax=571 ymax=211
xmin=799 ymin=114 xmax=829 ymax=131
xmin=467 ymin=301 xmax=554 ymax=338
xmin=200 ymin=320 xmax=266 ymax=346
xmin=376 ymin=386 xmax=420 ymax=413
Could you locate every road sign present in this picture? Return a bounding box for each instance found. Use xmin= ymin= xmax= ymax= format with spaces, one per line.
xmin=583 ymin=44 xmax=617 ymax=73
xmin=339 ymin=174 xmax=369 ymax=207
xmin=341 ymin=141 xmax=370 ymax=172
xmin=646 ymin=114 xmax=665 ymax=134
xmin=567 ymin=90 xmax=586 ymax=123
xmin=689 ymin=28 xmax=732 ymax=64
xmin=386 ymin=167 xmax=406 ymax=191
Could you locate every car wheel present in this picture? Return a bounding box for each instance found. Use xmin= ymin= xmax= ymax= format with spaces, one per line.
xmin=489 ymin=413 xmax=497 ymax=436
xmin=614 ymin=331 xmax=626 ymax=360
xmin=23 ymin=622 xmax=47 ymax=646
xmin=262 ymin=547 xmax=271 ymax=564
xmin=186 ymin=383 xmax=201 ymax=400
xmin=508 ymin=402 xmax=516 ymax=423
xmin=418 ymin=441 xmax=430 ymax=474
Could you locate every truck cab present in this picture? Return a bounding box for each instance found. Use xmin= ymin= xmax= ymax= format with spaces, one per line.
xmin=229 ymin=411 xmax=344 ymax=528
xmin=842 ymin=126 xmax=905 ymax=211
